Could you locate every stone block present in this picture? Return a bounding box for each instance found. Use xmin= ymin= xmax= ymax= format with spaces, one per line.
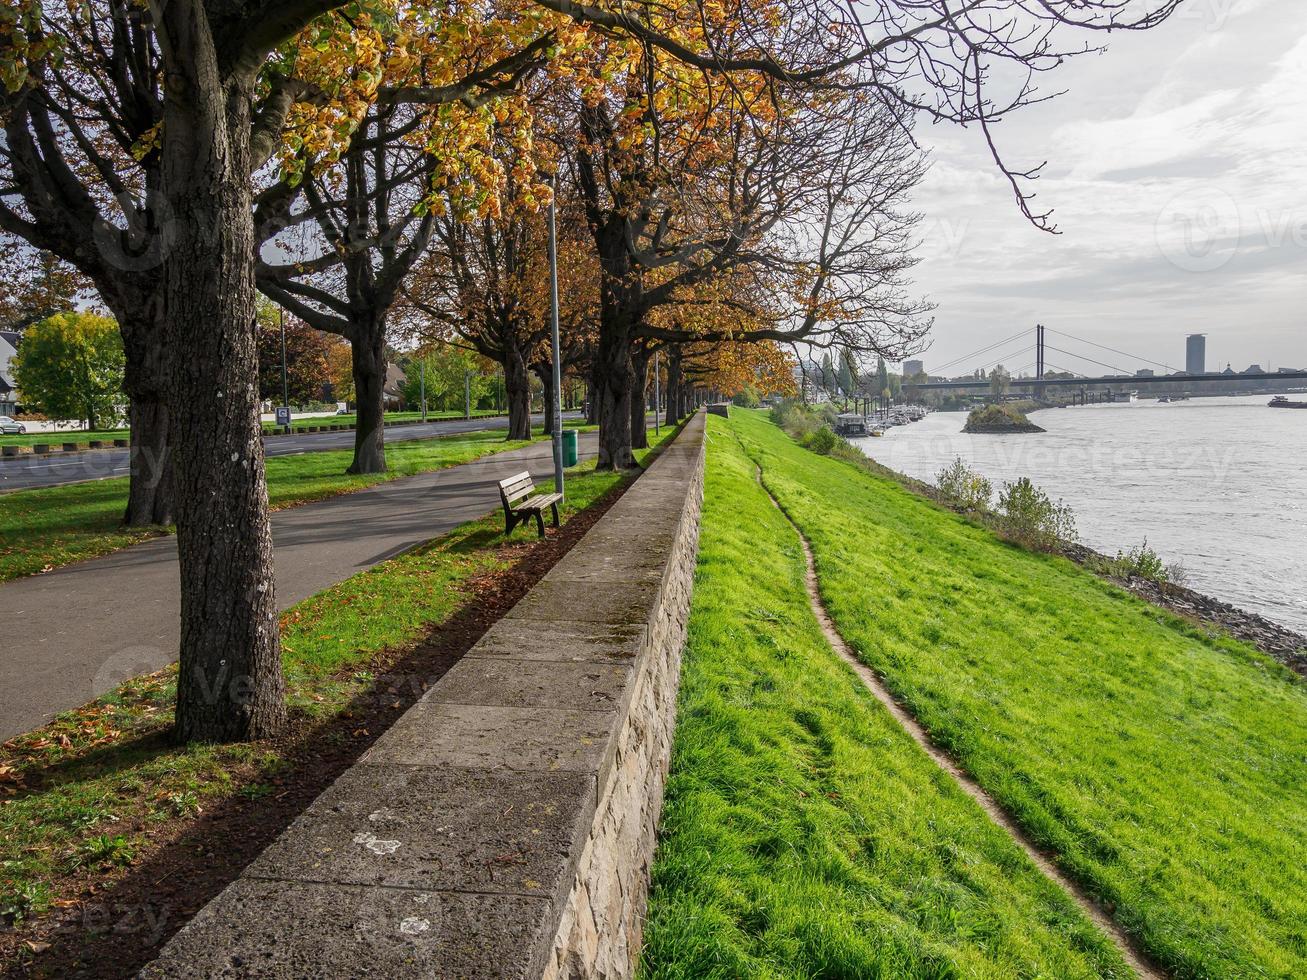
xmin=472 ymin=619 xmax=647 ymax=665
xmin=141 ymin=879 xmax=555 ymax=979
xmin=247 ymin=765 xmax=593 ymax=900
xmin=426 ymin=658 xmax=632 ymax=712
xmin=505 ymin=578 xmax=660 ymax=627
xmin=363 ymin=702 xmax=615 ymax=774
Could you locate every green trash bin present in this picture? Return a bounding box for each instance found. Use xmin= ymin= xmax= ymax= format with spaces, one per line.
xmin=562 ymin=428 xmax=578 ymax=467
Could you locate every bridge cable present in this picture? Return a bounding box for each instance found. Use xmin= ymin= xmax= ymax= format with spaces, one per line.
xmin=1041 ymin=344 xmax=1135 ymax=377
xmin=1044 ymin=328 xmax=1182 ymax=374
xmin=929 ymin=327 xmax=1037 ymax=375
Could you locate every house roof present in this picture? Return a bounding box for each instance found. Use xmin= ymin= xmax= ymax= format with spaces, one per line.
xmin=0 ymin=333 xmax=17 ymax=393
xmin=383 ymin=362 xmax=406 ymax=396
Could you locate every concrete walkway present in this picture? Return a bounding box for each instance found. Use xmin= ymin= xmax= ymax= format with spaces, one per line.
xmin=0 ymin=434 xmax=597 ymax=740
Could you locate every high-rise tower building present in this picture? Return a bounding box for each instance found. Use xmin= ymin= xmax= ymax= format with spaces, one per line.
xmin=1186 ymin=334 xmax=1206 ymax=375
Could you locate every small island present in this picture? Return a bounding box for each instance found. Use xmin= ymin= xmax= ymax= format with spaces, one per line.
xmin=963 ymin=403 xmax=1046 ymax=433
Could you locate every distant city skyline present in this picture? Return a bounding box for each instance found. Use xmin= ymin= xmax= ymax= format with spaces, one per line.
xmin=906 ymin=0 xmax=1306 ymax=376
xmin=892 ymin=330 xmax=1303 ymax=380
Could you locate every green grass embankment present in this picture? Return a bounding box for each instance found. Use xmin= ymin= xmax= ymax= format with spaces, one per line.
xmin=0 ymin=424 xmax=676 ymax=944
xmin=641 ymin=417 xmax=1127 ymax=978
xmin=728 ymin=409 xmax=1307 ymax=977
xmin=0 ymin=430 xmax=533 ymax=583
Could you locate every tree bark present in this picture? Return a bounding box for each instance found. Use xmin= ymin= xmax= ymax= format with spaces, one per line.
xmin=121 ymin=318 xmax=175 ymax=526
xmin=594 ymin=319 xmax=636 ymax=469
xmin=585 ymin=375 xmax=599 ymax=425
xmin=534 ymin=363 xmax=556 ymax=437
xmin=159 ymin=3 xmax=285 ymax=743
xmin=503 ymin=346 xmax=532 ymax=440
xmin=348 ymin=324 xmax=387 ymax=475
xmin=664 ymin=349 xmax=681 ymax=427
xmin=630 ymin=347 xmax=650 ymax=451
xmin=124 ymin=394 xmax=175 ymax=526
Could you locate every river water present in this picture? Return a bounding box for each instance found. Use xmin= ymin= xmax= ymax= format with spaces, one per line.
xmin=850 ymin=395 xmax=1307 ymax=634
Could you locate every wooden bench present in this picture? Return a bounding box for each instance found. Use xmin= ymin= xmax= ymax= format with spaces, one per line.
xmin=497 ymin=471 xmax=562 ymax=538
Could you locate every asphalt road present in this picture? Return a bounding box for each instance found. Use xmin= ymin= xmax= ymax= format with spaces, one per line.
xmin=0 ymin=412 xmax=574 ymax=493
xmin=0 ymin=433 xmax=598 ymax=740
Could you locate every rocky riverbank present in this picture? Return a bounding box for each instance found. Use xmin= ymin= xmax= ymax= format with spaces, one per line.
xmin=1063 ymin=541 xmax=1307 ymax=676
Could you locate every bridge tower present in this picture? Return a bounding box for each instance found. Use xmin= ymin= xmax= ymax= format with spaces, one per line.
xmin=1035 ymin=323 xmax=1046 ymax=400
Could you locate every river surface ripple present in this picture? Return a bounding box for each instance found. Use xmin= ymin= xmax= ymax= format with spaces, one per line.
xmin=851 ymin=395 xmax=1307 ymax=634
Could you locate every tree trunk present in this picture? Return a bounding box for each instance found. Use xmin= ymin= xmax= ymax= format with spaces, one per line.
xmin=585 ymin=375 xmax=599 ymax=425
xmin=534 ymin=364 xmax=556 ymax=436
xmin=159 ymin=7 xmax=285 ymax=743
xmin=348 ymin=324 xmax=387 ymax=475
xmin=504 ymin=347 xmax=532 ymax=440
xmin=630 ymin=348 xmax=650 ymax=451
xmin=124 ymin=394 xmax=176 ymax=525
xmin=664 ymin=349 xmax=681 ymax=427
xmin=121 ymin=315 xmax=175 ymax=526
xmin=594 ymin=319 xmax=636 ymax=470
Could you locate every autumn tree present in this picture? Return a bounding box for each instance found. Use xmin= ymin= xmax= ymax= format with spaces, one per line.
xmin=2 ymin=0 xmax=1183 ymax=743
xmin=13 ymin=312 xmax=125 ymax=430
xmin=0 ymin=240 xmax=85 ymax=329
xmin=255 ymin=303 xmax=333 ymax=406
xmin=406 ymin=155 xmax=598 ymax=440
xmin=256 ymin=12 xmax=555 ymax=472
xmin=0 ymin=0 xmax=571 ymax=742
xmin=399 ymin=344 xmax=492 ymax=413
xmin=0 ymin=5 xmax=176 ymax=525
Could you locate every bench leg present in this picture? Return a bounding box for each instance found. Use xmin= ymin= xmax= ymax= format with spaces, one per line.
xmin=551 ymin=502 xmax=560 ymax=528
xmin=534 ymin=510 xmax=545 ymax=538
xmin=505 ymin=510 xmax=519 ymax=536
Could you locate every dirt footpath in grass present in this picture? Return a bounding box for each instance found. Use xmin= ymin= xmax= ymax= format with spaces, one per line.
xmin=1 ymin=483 xmax=629 ymax=979
xmin=757 ymin=468 xmax=1163 ymax=980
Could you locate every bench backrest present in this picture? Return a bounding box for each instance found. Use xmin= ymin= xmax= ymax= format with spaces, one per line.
xmin=498 ymin=471 xmax=536 ymax=506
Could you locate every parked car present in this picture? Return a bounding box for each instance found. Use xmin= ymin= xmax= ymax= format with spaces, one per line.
xmin=335 ymin=407 xmax=350 ymax=416
xmin=0 ymin=416 xmax=26 ymax=434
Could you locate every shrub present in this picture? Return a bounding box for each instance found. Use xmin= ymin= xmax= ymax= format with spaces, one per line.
xmin=1112 ymin=540 xmax=1167 ymax=582
xmin=732 ymin=386 xmax=761 ymax=409
xmin=1108 ymin=541 xmax=1188 ymax=586
xmin=1165 ymin=561 xmax=1190 ymax=587
xmin=771 ymin=399 xmax=822 ymax=442
xmin=936 ymin=457 xmax=993 ymax=512
xmin=997 ymin=477 xmax=1077 ymax=551
xmin=805 ymin=426 xmax=839 ymax=455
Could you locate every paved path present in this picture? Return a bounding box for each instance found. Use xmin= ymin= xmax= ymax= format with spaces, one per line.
xmin=0 ymin=434 xmax=597 ymax=740
xmin=0 ymin=412 xmax=577 ymax=493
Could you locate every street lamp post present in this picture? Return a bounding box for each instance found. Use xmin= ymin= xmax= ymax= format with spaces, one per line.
xmin=546 ymin=176 xmax=564 ymax=498
xmin=654 ymin=350 xmax=660 ymax=437
xmin=279 ymin=307 xmax=290 ymax=434
xmin=419 ymin=359 xmax=427 ymax=422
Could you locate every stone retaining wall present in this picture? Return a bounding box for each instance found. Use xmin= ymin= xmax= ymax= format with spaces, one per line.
xmin=143 ymin=412 xmax=706 ymax=979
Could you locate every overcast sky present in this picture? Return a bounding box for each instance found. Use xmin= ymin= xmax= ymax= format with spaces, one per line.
xmin=904 ymin=0 xmax=1306 ymax=378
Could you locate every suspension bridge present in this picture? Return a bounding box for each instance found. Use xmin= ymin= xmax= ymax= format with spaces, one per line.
xmin=903 ymin=325 xmax=1307 ymax=394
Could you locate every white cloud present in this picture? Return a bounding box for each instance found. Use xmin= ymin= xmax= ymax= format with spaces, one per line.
xmin=908 ymin=0 xmax=1307 ymax=375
